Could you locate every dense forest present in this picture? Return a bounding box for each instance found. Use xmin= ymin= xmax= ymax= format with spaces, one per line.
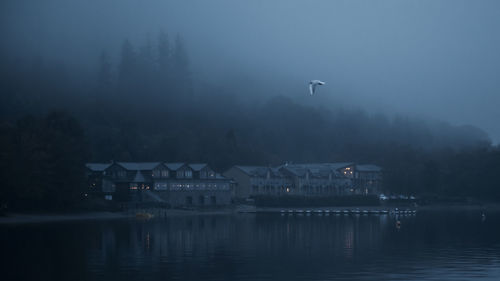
xmin=1 ymin=31 xmax=500 ymax=209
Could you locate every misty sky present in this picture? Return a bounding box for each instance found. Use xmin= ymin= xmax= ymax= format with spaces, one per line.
xmin=2 ymin=0 xmax=500 ymax=142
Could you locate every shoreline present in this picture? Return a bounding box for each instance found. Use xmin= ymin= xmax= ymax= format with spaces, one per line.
xmin=0 ymin=212 xmax=134 ymax=225
xmin=2 ymin=203 xmax=499 ymax=225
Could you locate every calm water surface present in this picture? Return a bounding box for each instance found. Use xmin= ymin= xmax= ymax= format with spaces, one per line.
xmin=1 ymin=209 xmax=500 ymax=281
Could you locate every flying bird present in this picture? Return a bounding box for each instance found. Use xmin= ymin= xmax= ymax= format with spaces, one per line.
xmin=309 ymin=80 xmax=325 ymax=95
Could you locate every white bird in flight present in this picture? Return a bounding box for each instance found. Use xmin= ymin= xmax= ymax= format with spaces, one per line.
xmin=309 ymin=80 xmax=325 ymax=95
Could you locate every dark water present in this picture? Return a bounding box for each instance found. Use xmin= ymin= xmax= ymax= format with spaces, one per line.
xmin=1 ymin=210 xmax=500 ymax=281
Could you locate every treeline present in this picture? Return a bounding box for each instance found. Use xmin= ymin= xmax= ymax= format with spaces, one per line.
xmin=0 ymin=112 xmax=89 ymax=210
xmin=1 ymin=31 xmax=500 ymax=209
xmin=97 ymin=31 xmax=192 ymax=104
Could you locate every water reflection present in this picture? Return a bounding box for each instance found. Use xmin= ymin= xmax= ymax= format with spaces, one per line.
xmin=1 ymin=211 xmax=500 ymax=281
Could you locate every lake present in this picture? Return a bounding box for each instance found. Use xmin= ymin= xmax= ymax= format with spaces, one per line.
xmin=1 ymin=209 xmax=500 ymax=281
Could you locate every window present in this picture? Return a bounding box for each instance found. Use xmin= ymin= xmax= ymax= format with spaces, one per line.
xmin=153 ymin=169 xmax=160 ymax=178
xmin=201 ymin=171 xmax=207 ymax=178
xmin=155 ymin=183 xmax=168 ymax=190
xmin=185 ymin=170 xmax=192 ymax=178
xmin=161 ymin=170 xmax=168 ymax=178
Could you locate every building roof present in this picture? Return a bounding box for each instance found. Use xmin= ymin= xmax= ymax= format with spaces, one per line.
xmin=215 ymin=173 xmax=227 ymax=180
xmin=356 ymin=164 xmax=382 ymax=172
xmin=117 ymin=162 xmax=162 ymax=171
xmin=234 ymin=166 xmax=285 ymax=178
xmin=280 ymin=162 xmax=354 ymax=177
xmin=164 ymin=162 xmax=185 ymax=170
xmin=86 ymin=163 xmax=111 ymax=171
xmin=132 ymin=171 xmax=146 ymax=183
xmin=189 ymin=163 xmax=208 ymax=171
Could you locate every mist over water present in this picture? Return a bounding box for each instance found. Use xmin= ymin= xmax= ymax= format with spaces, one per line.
xmin=2 ymin=0 xmax=500 ymax=142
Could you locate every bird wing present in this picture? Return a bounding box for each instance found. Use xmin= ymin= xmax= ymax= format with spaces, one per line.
xmin=309 ymin=83 xmax=316 ymax=95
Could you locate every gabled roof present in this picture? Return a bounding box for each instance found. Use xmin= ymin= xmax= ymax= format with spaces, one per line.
xmin=86 ymin=163 xmax=111 ymax=171
xmin=189 ymin=163 xmax=209 ymax=171
xmin=234 ymin=166 xmax=285 ymax=178
xmin=356 ymin=164 xmax=382 ymax=172
xmin=215 ymin=173 xmax=227 ymax=180
xmin=234 ymin=166 xmax=264 ymax=176
xmin=164 ymin=162 xmax=185 ymax=170
xmin=132 ymin=171 xmax=146 ymax=183
xmin=117 ymin=162 xmax=162 ymax=171
xmin=280 ymin=162 xmax=354 ymax=177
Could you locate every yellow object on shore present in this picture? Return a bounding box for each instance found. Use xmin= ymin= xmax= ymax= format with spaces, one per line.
xmin=136 ymin=212 xmax=154 ymax=219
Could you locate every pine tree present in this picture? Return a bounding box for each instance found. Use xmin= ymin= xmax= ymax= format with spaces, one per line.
xmin=172 ymin=34 xmax=192 ymax=99
xmin=98 ymin=50 xmax=112 ymax=89
xmin=158 ymin=30 xmax=171 ymax=75
xmin=118 ymin=39 xmax=137 ymax=84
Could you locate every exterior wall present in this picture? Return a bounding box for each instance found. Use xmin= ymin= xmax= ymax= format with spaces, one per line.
xmin=199 ymin=166 xmax=216 ymax=179
xmin=354 ymin=171 xmax=382 ymax=195
xmin=106 ymin=164 xmax=126 ymax=180
xmin=152 ymin=178 xmax=232 ymax=207
xmin=223 ymin=167 xmax=252 ymax=199
xmin=152 ymin=165 xmax=170 ymax=179
xmin=164 ymin=190 xmax=231 ymax=207
xmin=249 ymin=176 xmax=293 ymax=196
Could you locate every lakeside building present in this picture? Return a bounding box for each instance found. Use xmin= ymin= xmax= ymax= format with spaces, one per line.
xmin=224 ymin=163 xmax=382 ymax=199
xmin=223 ymin=166 xmax=294 ymax=199
xmin=354 ymin=164 xmax=383 ymax=195
xmin=85 ymin=162 xmax=231 ymax=207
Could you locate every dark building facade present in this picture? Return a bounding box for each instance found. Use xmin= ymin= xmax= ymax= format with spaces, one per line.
xmin=85 ymin=162 xmax=231 ymax=206
xmin=224 ymin=163 xmax=382 ymax=199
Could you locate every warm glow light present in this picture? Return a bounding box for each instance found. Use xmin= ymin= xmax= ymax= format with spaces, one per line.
xmin=286 ymin=187 xmax=290 ymax=193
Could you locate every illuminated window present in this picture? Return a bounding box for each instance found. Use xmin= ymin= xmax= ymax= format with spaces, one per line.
xmin=161 ymin=170 xmax=168 ymax=177
xmin=185 ymin=170 xmax=192 ymax=178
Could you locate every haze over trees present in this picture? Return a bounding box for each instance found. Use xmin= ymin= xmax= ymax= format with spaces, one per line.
xmin=1 ymin=30 xmax=500 ymax=210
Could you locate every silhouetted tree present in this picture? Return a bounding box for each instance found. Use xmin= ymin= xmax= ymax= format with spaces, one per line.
xmin=0 ymin=112 xmax=89 ymax=210
xmin=158 ymin=30 xmax=171 ymax=79
xmin=97 ymin=50 xmax=112 ymax=90
xmin=172 ymin=34 xmax=192 ymax=99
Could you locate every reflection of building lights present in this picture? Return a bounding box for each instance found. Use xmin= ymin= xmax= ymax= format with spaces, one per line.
xmin=350 ymin=189 xmax=354 ymax=192
xmin=286 ymin=187 xmax=290 ymax=193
